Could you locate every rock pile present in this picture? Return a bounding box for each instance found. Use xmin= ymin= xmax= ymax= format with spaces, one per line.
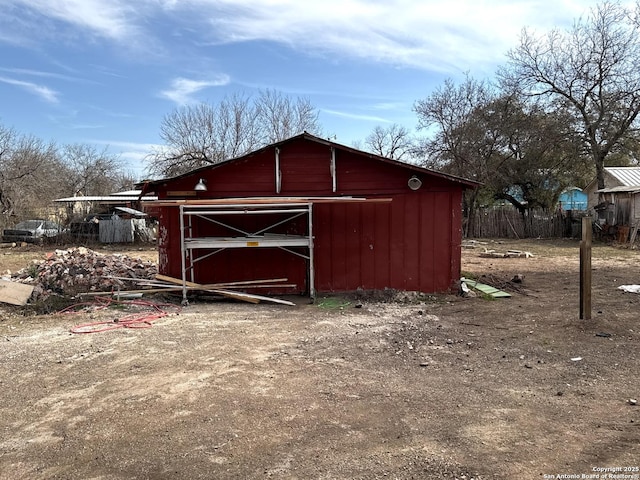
xmin=7 ymin=247 xmax=157 ymax=301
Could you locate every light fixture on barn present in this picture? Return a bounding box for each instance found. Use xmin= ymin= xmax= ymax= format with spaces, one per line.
xmin=194 ymin=178 xmax=207 ymax=192
xmin=408 ymin=175 xmax=422 ymax=190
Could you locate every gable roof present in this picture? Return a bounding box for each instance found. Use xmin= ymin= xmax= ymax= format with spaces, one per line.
xmin=138 ymin=132 xmax=480 ymax=191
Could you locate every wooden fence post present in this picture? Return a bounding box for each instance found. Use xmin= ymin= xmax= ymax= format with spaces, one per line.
xmin=579 ymin=216 xmax=592 ymax=320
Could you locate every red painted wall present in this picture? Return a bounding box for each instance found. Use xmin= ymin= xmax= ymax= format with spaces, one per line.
xmin=154 ymin=136 xmax=467 ymax=294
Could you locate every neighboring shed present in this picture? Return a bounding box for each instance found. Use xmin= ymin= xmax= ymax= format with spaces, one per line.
xmin=139 ymin=133 xmax=478 ymax=299
xmin=585 ymin=167 xmax=640 ymax=211
xmin=54 ymin=190 xmax=158 ymax=219
xmin=584 ymin=167 xmax=640 ymax=241
xmin=558 ymin=187 xmax=588 ymax=211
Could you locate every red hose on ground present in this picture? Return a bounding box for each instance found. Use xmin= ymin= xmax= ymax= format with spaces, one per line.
xmin=61 ymin=297 xmax=182 ymax=334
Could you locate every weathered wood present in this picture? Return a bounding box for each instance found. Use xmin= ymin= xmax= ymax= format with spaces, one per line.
xmin=0 ymin=279 xmax=34 ymax=306
xmin=154 ymin=274 xmax=289 ymax=288
xmin=149 ymin=197 xmax=393 ymax=207
xmin=461 ymin=278 xmax=511 ymax=298
xmin=469 ymin=207 xmax=573 ymax=239
xmin=479 ymin=249 xmax=533 ymax=259
xmin=80 ymin=287 xmax=184 ymax=296
xmin=153 ymin=274 xmax=295 ymax=305
xmin=580 ymin=217 xmax=592 ymax=320
xmin=630 ymin=225 xmax=638 ymax=245
xmin=210 ymin=289 xmax=295 ymax=306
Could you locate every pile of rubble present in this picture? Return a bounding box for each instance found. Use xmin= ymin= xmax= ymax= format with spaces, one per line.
xmin=7 ymin=247 xmax=157 ymax=301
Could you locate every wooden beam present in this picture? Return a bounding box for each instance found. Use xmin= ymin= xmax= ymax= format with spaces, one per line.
xmin=166 ymin=191 xmax=198 ymax=197
xmin=153 ymin=274 xmax=295 ymax=305
xmin=580 ymin=217 xmax=592 ymax=320
xmin=154 ymin=274 xmax=289 ymax=288
xmin=148 ymin=197 xmax=393 ymax=207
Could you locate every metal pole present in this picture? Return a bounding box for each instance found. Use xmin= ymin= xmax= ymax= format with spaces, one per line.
xmin=308 ymin=203 xmax=315 ymax=300
xmin=179 ymin=205 xmax=188 ymax=305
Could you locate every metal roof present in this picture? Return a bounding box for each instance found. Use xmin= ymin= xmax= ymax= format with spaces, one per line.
xmin=605 ymin=167 xmax=640 ymax=187
xmin=596 ymin=185 xmax=640 ymax=194
xmin=54 ymin=195 xmax=158 ymax=203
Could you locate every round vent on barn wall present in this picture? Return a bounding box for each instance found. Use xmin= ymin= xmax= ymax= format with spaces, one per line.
xmin=408 ymin=176 xmax=422 ymax=191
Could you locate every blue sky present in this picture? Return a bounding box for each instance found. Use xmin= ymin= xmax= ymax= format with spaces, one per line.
xmin=0 ymin=0 xmax=609 ymax=179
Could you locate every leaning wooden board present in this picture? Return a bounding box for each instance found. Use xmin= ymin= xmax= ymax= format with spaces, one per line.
xmin=461 ymin=278 xmax=512 ymax=298
xmin=0 ymin=279 xmax=34 ymax=306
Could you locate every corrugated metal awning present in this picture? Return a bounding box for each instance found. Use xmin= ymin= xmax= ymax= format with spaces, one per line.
xmin=596 ymin=186 xmax=640 ymax=194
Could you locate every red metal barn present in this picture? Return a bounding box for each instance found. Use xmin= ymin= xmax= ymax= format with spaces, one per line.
xmin=140 ymin=133 xmax=477 ymax=299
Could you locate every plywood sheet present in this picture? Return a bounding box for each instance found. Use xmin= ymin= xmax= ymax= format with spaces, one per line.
xmin=0 ymin=279 xmax=34 ymax=306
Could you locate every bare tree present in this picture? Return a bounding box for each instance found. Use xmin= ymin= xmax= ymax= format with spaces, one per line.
xmin=0 ymin=124 xmax=63 ymax=226
xmin=147 ymin=90 xmax=323 ymax=178
xmin=364 ymin=124 xmax=416 ymax=161
xmin=500 ymin=1 xmax=640 ymax=189
xmin=255 ymin=89 xmax=321 ymax=144
xmin=60 ymin=144 xmax=127 ymax=197
xmin=414 ymin=75 xmax=497 ymax=235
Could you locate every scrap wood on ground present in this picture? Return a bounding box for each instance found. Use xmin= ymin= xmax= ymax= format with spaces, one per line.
xmin=82 ymin=274 xmax=297 ymax=306
xmin=461 ymin=277 xmax=512 ymax=298
xmin=479 ymin=248 xmax=534 ymax=258
xmin=0 ymin=246 xmax=295 ymax=307
xmin=1 ymin=247 xmax=158 ymax=305
xmin=461 ymin=273 xmax=535 ymax=298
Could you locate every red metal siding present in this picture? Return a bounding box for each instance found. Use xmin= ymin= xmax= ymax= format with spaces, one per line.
xmin=280 ymin=141 xmax=333 ymax=193
xmin=311 ymin=189 xmax=460 ymax=293
xmin=155 ymin=136 xmax=467 ymax=294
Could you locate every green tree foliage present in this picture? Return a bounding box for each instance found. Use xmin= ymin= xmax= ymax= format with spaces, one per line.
xmin=475 ymin=95 xmax=590 ymax=213
xmin=500 ymin=1 xmax=640 ymax=189
xmin=413 ymin=76 xmax=591 ymax=235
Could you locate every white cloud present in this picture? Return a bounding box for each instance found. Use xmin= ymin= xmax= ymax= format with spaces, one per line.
xmin=1 ymin=0 xmax=626 ymax=73
xmin=322 ymin=109 xmax=390 ymax=123
xmin=0 ymin=76 xmax=59 ymax=103
xmin=160 ymin=75 xmax=231 ymax=105
xmin=190 ymin=0 xmax=611 ymax=72
xmin=5 ymin=0 xmax=139 ymax=42
xmin=88 ymin=140 xmax=163 ymax=177
xmin=0 ymin=67 xmax=77 ymax=81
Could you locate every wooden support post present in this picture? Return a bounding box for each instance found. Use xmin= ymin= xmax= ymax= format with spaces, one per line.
xmin=579 ymin=216 xmax=592 ymax=320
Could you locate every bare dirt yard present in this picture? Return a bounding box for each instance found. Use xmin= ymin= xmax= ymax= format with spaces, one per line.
xmin=1 ymin=239 xmax=639 ymax=479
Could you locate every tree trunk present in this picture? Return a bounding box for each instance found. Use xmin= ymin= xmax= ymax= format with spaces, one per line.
xmin=595 ymin=155 xmax=606 ymax=190
xmin=463 ymin=190 xmax=479 ymax=238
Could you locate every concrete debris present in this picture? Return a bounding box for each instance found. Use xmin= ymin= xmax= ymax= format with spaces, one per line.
xmin=5 ymin=247 xmax=157 ymax=301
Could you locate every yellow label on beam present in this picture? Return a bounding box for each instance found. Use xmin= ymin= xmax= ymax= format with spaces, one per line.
xmin=246 ymin=241 xmax=260 ymax=247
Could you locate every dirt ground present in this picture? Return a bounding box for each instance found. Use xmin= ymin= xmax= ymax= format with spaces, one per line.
xmin=1 ymin=239 xmax=639 ymax=480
